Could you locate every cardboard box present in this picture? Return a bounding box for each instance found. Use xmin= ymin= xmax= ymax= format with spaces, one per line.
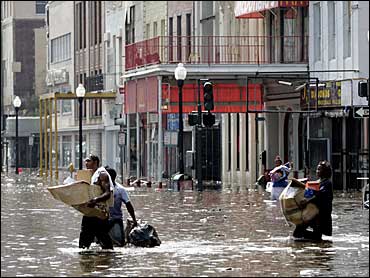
xmin=76 ymin=169 xmax=93 ymax=183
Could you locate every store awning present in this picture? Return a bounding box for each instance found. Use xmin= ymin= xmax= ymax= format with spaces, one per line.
xmin=235 ymin=1 xmax=309 ymax=19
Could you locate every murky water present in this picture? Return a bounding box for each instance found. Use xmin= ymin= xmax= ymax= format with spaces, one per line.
xmin=1 ymin=173 xmax=369 ymax=277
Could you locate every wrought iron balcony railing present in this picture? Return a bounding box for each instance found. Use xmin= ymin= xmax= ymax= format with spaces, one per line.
xmin=125 ymin=35 xmax=308 ymax=71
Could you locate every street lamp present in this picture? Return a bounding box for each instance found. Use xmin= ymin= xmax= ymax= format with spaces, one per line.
xmin=174 ymin=63 xmax=187 ymax=174
xmin=13 ymin=96 xmax=21 ymax=174
xmin=76 ymin=83 xmax=86 ymax=170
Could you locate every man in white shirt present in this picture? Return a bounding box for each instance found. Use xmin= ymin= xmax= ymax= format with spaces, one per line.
xmin=79 ymin=154 xmax=114 ymax=249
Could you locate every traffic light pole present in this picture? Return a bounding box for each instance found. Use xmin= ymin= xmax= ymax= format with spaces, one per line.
xmin=197 ymin=79 xmax=203 ymax=191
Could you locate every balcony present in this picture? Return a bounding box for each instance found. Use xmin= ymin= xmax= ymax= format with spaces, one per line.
xmin=85 ymin=74 xmax=104 ymax=92
xmin=125 ymin=35 xmax=308 ymax=71
xmin=84 ymin=73 xmax=123 ymax=92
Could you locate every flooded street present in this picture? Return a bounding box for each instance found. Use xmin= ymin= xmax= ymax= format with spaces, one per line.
xmin=1 ymin=173 xmax=369 ymax=277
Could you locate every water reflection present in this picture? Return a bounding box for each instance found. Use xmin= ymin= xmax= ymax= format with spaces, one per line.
xmin=1 ymin=173 xmax=369 ymax=277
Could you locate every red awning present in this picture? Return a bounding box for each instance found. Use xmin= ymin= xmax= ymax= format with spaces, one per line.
xmin=235 ymin=1 xmax=309 ymax=19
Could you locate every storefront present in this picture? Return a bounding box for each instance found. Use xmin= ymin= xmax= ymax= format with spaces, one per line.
xmin=301 ymin=79 xmax=369 ymax=190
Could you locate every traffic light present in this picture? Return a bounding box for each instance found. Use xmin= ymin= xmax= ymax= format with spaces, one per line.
xmin=203 ymin=112 xmax=215 ymax=127
xmin=358 ymin=80 xmax=368 ymax=98
xmin=203 ymin=82 xmax=214 ymax=111
xmin=188 ymin=113 xmax=198 ymax=126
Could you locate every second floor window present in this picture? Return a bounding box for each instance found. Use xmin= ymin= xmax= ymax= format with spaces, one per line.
xmin=328 ymin=2 xmax=336 ymax=60
xmin=313 ymin=3 xmax=321 ymax=62
xmin=343 ymin=1 xmax=352 ymax=58
xmin=36 ymin=0 xmax=47 ymax=14
xmin=51 ymin=33 xmax=71 ymax=63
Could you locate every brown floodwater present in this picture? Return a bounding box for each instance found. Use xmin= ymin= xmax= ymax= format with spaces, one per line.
xmin=1 ymin=172 xmax=369 ymax=277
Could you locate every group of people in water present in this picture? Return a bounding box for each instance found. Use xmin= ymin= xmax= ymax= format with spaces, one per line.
xmin=75 ymin=153 xmax=333 ymax=249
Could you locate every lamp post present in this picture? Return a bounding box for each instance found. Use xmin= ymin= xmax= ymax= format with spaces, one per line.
xmin=174 ymin=63 xmax=187 ymax=174
xmin=13 ymin=96 xmax=21 ymax=174
xmin=76 ymin=83 xmax=86 ymax=170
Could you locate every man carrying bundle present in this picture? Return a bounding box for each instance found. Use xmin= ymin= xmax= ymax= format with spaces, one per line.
xmin=292 ymin=160 xmax=333 ymax=241
xmin=79 ymin=154 xmax=114 ymax=249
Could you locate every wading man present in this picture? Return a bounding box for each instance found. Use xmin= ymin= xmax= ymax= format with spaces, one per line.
xmin=79 ymin=154 xmax=114 ymax=249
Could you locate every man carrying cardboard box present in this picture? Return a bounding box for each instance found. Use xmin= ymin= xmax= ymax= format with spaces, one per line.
xmin=78 ymin=154 xmax=114 ymax=250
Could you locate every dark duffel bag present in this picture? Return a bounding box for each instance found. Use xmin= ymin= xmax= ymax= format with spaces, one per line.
xmin=125 ymin=220 xmax=161 ymax=248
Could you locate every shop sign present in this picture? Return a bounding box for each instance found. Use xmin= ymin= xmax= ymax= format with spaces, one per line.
xmin=301 ymin=81 xmax=342 ymax=109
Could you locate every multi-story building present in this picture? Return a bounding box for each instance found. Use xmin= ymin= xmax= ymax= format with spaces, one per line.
xmin=307 ymin=1 xmax=369 ymax=190
xmin=45 ymin=1 xmax=76 ymax=170
xmin=1 ymin=0 xmax=47 ymax=169
xmin=43 ymin=1 xmax=120 ymax=178
xmin=38 ymin=1 xmax=368 ymax=192
xmin=122 ymin=1 xmax=309 ymax=188
xmin=103 ymin=1 xmax=130 ymax=177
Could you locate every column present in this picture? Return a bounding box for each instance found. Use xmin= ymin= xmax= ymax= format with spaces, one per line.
xmin=240 ymin=113 xmax=247 ymax=187
xmin=342 ymin=117 xmax=347 ymax=192
xmin=136 ymin=112 xmax=140 ymax=179
xmin=221 ymin=113 xmax=229 ymax=185
xmin=147 ymin=111 xmax=150 ymax=180
xmin=230 ymin=113 xmax=237 ymax=185
xmin=292 ymin=113 xmax=300 ymax=175
xmin=249 ymin=113 xmax=257 ymax=187
xmin=126 ymin=114 xmax=131 ymax=178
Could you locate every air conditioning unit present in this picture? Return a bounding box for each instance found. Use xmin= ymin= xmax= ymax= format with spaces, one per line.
xmin=46 ymin=70 xmax=55 ymax=86
xmin=117 ymin=28 xmax=123 ymax=38
xmin=104 ymin=32 xmax=111 ymax=42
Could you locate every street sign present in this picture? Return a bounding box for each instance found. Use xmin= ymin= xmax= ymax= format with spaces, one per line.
xmin=164 ymin=131 xmax=177 ymax=146
xmin=29 ymin=136 xmax=34 ymax=146
xmin=354 ymin=107 xmax=369 ymax=118
xmin=118 ymin=132 xmax=126 ymax=146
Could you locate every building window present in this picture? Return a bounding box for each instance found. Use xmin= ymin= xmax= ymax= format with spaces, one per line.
xmin=313 ymin=3 xmax=321 ymax=62
xmin=161 ymin=19 xmax=165 ymax=36
xmin=328 ymin=2 xmax=336 ymax=60
xmin=343 ymin=1 xmax=352 ymax=58
xmin=74 ymin=134 xmax=86 ymax=167
xmin=186 ymin=14 xmax=191 ymax=60
xmin=177 ymin=15 xmax=182 ymax=61
xmin=146 ymin=23 xmax=150 ymax=39
xmin=83 ymin=2 xmax=86 ymax=48
xmin=62 ymin=136 xmax=72 ymax=167
xmin=98 ymin=1 xmax=102 ymax=43
xmin=51 ymin=33 xmax=71 ymax=63
xmin=77 ymin=3 xmax=82 ymax=50
xmin=36 ymin=0 xmax=47 ymax=15
xmin=94 ymin=1 xmax=98 ymax=45
xmin=153 ymin=21 xmax=158 ymax=37
xmin=90 ymin=99 xmax=102 ymax=117
xmin=62 ymin=100 xmax=72 ymax=114
xmin=169 ymin=17 xmax=173 ymax=61
xmin=202 ymin=1 xmax=213 ymax=19
xmin=1 ymin=2 xmax=5 ymax=20
xmin=125 ymin=6 xmax=135 ymax=44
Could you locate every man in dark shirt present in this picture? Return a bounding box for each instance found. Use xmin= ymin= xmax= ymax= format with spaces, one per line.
xmin=293 ymin=160 xmax=333 ymax=241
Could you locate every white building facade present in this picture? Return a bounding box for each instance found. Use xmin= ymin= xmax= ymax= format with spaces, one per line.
xmin=308 ymin=1 xmax=369 ymax=190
